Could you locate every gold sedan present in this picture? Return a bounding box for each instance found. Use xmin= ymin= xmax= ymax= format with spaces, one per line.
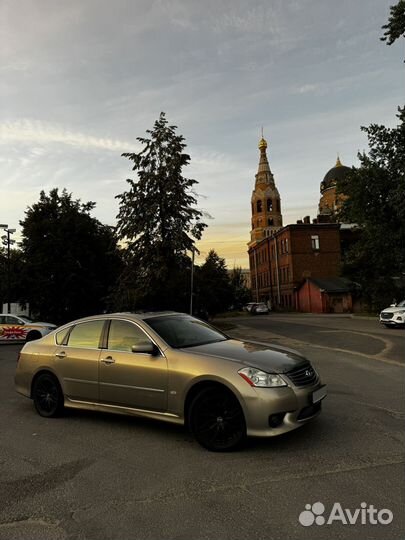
xmin=15 ymin=312 xmax=326 ymax=451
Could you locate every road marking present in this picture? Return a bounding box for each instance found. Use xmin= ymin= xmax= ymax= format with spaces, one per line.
xmin=318 ymin=329 xmax=395 ymax=359
xmin=228 ymin=326 xmax=405 ymax=367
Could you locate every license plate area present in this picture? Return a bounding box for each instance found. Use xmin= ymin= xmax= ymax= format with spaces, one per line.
xmin=312 ymin=385 xmax=327 ymax=404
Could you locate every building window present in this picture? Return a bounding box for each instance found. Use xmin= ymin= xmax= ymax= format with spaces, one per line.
xmin=267 ymin=199 xmax=273 ymax=212
xmin=268 ymin=218 xmax=274 ymax=226
xmin=311 ymin=235 xmax=320 ymax=250
xmin=276 ymin=199 xmax=280 ymax=212
xmin=257 ymin=200 xmax=262 ymax=212
xmin=285 ymin=239 xmax=289 ymax=253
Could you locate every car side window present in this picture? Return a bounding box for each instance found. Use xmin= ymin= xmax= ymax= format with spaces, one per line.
xmin=5 ymin=316 xmax=19 ymax=324
xmin=107 ymin=320 xmax=151 ymax=352
xmin=0 ymin=316 xmax=6 ymax=324
xmin=66 ymin=320 xmax=105 ymax=349
xmin=55 ymin=326 xmax=71 ymax=345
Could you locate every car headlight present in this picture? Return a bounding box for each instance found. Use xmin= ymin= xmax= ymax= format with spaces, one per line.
xmin=238 ymin=367 xmax=287 ymax=387
xmin=396 ymin=310 xmax=405 ymax=315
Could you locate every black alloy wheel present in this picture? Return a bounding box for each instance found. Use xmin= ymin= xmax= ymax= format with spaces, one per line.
xmin=32 ymin=373 xmax=64 ymax=418
xmin=190 ymin=387 xmax=246 ymax=451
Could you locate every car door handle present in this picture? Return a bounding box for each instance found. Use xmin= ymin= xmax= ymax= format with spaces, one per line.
xmin=55 ymin=351 xmax=66 ymax=359
xmin=101 ymin=356 xmax=115 ymax=365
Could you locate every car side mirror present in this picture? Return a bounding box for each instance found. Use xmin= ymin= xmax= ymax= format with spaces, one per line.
xmin=390 ymin=303 xmax=397 ymax=307
xmin=131 ymin=342 xmax=156 ymax=355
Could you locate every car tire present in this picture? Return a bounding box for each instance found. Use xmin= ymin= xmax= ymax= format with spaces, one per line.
xmin=32 ymin=373 xmax=64 ymax=418
xmin=189 ymin=386 xmax=246 ymax=452
xmin=26 ymin=330 xmax=42 ymax=342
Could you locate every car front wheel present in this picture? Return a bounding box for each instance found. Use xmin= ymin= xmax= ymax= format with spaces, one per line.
xmin=32 ymin=373 xmax=64 ymax=418
xmin=189 ymin=387 xmax=246 ymax=451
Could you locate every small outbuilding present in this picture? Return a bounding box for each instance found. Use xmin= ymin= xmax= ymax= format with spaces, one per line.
xmin=297 ymin=277 xmax=355 ymax=313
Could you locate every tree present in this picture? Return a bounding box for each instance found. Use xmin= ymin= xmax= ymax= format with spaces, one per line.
xmin=0 ymin=247 xmax=23 ymax=310
xmin=195 ymin=250 xmax=233 ymax=318
xmin=229 ymin=267 xmax=251 ymax=309
xmin=381 ymin=0 xmax=405 ymax=46
xmin=114 ymin=112 xmax=207 ymax=311
xmin=20 ymin=188 xmax=122 ymax=324
xmin=337 ymin=108 xmax=405 ymax=308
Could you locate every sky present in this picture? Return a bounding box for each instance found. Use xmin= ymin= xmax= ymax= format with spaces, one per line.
xmin=0 ymin=0 xmax=403 ymax=267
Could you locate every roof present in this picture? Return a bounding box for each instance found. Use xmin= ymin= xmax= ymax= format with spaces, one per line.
xmin=322 ymin=158 xmax=351 ymax=190
xmin=306 ymin=277 xmax=356 ymax=293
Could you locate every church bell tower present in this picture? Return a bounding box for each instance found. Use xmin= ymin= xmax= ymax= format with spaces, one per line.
xmin=249 ymin=134 xmax=283 ymax=247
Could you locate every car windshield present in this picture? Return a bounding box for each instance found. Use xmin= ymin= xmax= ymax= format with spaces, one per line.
xmin=18 ymin=316 xmax=33 ymax=323
xmin=145 ymin=315 xmax=228 ymax=349
xmin=396 ymin=300 xmax=405 ymax=307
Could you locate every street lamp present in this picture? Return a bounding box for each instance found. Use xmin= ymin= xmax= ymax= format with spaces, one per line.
xmin=0 ymin=224 xmax=16 ymax=314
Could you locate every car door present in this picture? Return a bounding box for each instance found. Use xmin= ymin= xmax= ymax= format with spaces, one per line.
xmin=99 ymin=318 xmax=168 ymax=411
xmin=0 ymin=315 xmax=27 ymax=341
xmin=54 ymin=319 xmax=105 ymax=402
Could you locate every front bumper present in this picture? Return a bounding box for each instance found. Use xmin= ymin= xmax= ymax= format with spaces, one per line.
xmin=243 ymin=382 xmax=326 ymax=437
xmin=380 ymin=318 xmax=405 ymax=326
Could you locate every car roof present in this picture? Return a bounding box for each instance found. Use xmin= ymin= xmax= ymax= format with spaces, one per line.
xmin=60 ymin=311 xmax=183 ymax=326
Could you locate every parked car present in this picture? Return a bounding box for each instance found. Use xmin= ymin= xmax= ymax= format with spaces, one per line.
xmin=251 ymin=302 xmax=270 ymax=315
xmin=379 ymin=300 xmax=405 ymax=328
xmin=15 ymin=312 xmax=326 ymax=451
xmin=243 ymin=302 xmax=257 ymax=312
xmin=0 ymin=314 xmax=56 ymax=343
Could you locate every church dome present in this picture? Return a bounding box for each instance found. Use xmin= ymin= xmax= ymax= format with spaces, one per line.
xmin=321 ymin=157 xmax=351 ymax=192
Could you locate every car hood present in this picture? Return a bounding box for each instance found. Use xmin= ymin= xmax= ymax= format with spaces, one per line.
xmin=181 ymin=339 xmax=307 ymax=374
xmin=381 ymin=307 xmax=405 ymax=314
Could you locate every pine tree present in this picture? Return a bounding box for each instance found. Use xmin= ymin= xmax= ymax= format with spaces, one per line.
xmin=115 ymin=112 xmax=207 ymax=311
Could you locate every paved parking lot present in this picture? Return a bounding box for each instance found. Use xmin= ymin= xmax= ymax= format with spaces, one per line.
xmin=1 ymin=315 xmax=404 ymax=540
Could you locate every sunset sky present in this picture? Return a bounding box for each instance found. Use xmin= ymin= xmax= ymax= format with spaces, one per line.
xmin=1 ymin=0 xmax=403 ymax=267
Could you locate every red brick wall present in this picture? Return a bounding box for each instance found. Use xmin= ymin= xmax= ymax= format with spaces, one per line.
xmin=249 ymin=224 xmax=341 ymax=309
xmin=297 ymin=280 xmax=324 ymax=313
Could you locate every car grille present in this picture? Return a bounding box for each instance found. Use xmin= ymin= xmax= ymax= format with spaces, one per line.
xmin=381 ymin=312 xmax=393 ymax=320
xmin=286 ymin=362 xmax=319 ymax=387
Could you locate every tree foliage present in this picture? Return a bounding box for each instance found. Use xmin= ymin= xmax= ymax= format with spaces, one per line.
xmin=195 ymin=250 xmax=233 ymax=317
xmin=229 ymin=267 xmax=251 ymax=309
xmin=0 ymin=247 xmax=23 ymax=310
xmin=114 ymin=112 xmax=207 ymax=311
xmin=381 ymin=0 xmax=405 ymax=45
xmin=20 ymin=188 xmax=121 ymax=323
xmin=337 ymin=108 xmax=405 ymax=308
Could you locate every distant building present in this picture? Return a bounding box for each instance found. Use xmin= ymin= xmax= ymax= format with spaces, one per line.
xmin=247 ymin=138 xmax=357 ymax=312
xmin=318 ymin=156 xmax=351 ymax=221
xmin=248 ymin=222 xmax=341 ymax=309
xmin=297 ymin=277 xmax=355 ymax=313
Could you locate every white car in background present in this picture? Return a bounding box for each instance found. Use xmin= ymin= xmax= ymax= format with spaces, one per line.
xmin=379 ymin=300 xmax=405 ymax=328
xmin=0 ymin=314 xmax=56 ymax=342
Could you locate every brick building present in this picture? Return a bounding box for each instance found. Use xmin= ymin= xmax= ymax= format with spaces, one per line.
xmin=247 ymin=136 xmax=354 ymax=311
xmin=248 ymin=222 xmax=341 ymax=309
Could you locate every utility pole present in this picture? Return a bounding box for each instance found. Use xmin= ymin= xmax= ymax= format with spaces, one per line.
xmin=190 ymin=246 xmax=195 ymax=315
xmin=0 ymin=224 xmax=16 ymax=314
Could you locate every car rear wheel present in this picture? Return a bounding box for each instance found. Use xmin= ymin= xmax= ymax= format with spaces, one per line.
xmin=32 ymin=373 xmax=64 ymax=418
xmin=189 ymin=387 xmax=246 ymax=451
xmin=26 ymin=330 xmax=42 ymax=342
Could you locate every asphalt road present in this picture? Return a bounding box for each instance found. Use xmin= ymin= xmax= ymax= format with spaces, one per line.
xmin=231 ymin=313 xmax=405 ymax=364
xmin=0 ymin=316 xmax=404 ymax=540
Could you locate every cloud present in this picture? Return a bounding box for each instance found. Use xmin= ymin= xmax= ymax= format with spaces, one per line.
xmin=0 ymin=119 xmax=136 ymax=152
xmin=293 ymin=84 xmax=318 ymax=94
